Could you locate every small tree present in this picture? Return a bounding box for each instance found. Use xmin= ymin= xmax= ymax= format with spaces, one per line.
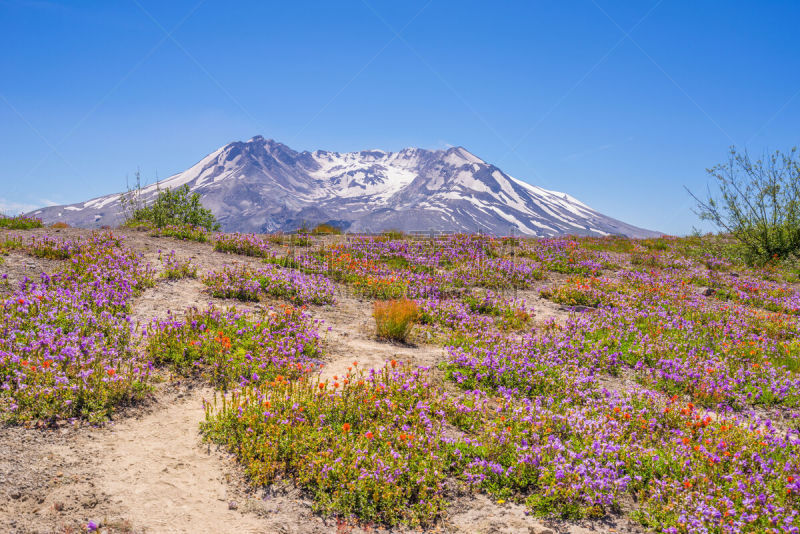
xmin=130 ymin=184 xmax=219 ymax=230
xmin=689 ymin=147 xmax=800 ymax=264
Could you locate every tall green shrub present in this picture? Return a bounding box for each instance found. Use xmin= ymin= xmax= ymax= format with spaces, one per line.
xmin=129 ymin=184 xmax=219 ymax=230
xmin=689 ymin=147 xmax=800 ymax=264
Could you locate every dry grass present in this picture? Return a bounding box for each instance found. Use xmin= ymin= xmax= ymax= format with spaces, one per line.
xmin=373 ymin=298 xmax=419 ymax=342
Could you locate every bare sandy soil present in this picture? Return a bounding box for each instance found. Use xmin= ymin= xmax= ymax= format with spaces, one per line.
xmin=0 ymin=228 xmax=644 ymax=533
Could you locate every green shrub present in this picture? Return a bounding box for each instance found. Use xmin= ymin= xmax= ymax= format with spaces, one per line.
xmin=689 ymin=147 xmax=800 ymax=265
xmin=127 ymin=185 xmax=219 ymax=230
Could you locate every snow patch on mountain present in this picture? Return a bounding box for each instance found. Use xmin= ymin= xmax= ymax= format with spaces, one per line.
xmin=29 ymin=136 xmax=660 ymax=238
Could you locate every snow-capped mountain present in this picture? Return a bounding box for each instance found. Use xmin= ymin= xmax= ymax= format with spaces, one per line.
xmin=30 ymin=136 xmax=658 ymax=237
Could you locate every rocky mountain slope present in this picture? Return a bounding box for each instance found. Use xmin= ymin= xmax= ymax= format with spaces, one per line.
xmin=31 ymin=136 xmax=658 ymax=237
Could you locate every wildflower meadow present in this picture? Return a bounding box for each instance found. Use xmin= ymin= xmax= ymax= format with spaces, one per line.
xmin=1 ymin=226 xmax=798 ymax=533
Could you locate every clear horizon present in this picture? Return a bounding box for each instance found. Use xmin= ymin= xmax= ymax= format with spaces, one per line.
xmin=1 ymin=0 xmax=799 ymax=235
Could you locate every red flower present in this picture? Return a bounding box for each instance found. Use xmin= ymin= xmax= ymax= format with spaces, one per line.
xmin=342 ymin=423 xmax=351 ymax=433
xmin=107 ymin=368 xmax=116 ymax=376
xmin=365 ymin=431 xmax=373 ymax=440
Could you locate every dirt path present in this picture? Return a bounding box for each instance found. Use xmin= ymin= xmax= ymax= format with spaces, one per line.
xmin=78 ymin=385 xmax=264 ymax=533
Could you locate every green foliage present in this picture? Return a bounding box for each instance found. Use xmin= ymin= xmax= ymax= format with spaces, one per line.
xmin=152 ymin=224 xmax=211 ymax=243
xmin=0 ymin=215 xmax=43 ymax=230
xmin=641 ymin=238 xmax=668 ymax=251
xmin=689 ymin=147 xmax=800 ymax=265
xmin=213 ymin=233 xmax=272 ymax=257
xmin=264 ymin=255 xmax=302 ymax=269
xmin=128 ymin=185 xmax=219 ymax=230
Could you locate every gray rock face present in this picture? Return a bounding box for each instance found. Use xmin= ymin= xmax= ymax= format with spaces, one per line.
xmin=30 ymin=136 xmax=660 ymax=237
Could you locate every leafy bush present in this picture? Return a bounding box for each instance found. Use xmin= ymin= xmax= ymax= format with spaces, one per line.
xmin=461 ymin=291 xmax=530 ymax=330
xmin=128 ymin=184 xmax=219 ymax=230
xmin=0 ymin=215 xmax=43 ymax=230
xmin=374 ymin=298 xmax=419 ymax=342
xmin=690 ymin=147 xmax=800 ymax=264
xmin=353 ymin=275 xmax=408 ymax=299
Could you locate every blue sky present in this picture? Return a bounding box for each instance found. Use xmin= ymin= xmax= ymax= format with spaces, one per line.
xmin=1 ymin=0 xmax=798 ymax=235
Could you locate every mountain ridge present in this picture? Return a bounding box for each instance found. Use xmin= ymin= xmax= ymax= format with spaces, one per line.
xmin=29 ymin=136 xmax=660 ymax=238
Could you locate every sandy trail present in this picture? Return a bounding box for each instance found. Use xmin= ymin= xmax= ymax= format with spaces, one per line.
xmin=47 ymin=385 xmax=268 ymax=534
xmin=86 ymin=386 xmax=263 ymax=534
